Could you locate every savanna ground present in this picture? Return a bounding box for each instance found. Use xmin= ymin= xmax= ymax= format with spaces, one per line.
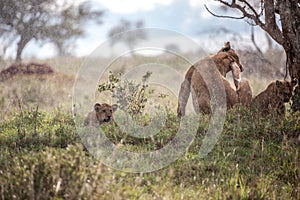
xmin=0 ymin=50 xmax=299 ymax=199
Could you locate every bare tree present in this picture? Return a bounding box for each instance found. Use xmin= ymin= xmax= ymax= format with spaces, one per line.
xmin=0 ymin=0 xmax=103 ymax=61
xmin=205 ymin=0 xmax=300 ymax=111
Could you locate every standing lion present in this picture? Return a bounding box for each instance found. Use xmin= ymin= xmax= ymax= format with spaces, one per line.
xmin=177 ymin=42 xmax=247 ymax=117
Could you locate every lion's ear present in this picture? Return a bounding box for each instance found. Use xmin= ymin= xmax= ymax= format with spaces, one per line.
xmin=94 ymin=103 xmax=101 ymax=112
xmin=291 ymin=78 xmax=298 ymax=86
xmin=222 ymin=41 xmax=231 ymax=52
xmin=111 ymin=104 xmax=118 ymax=112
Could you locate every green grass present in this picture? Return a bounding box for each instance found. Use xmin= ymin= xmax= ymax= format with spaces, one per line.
xmin=0 ymin=106 xmax=299 ymax=199
xmin=0 ymin=55 xmax=299 ymax=199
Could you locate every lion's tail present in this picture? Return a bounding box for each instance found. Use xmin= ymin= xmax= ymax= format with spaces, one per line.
xmin=177 ymin=66 xmax=194 ymax=118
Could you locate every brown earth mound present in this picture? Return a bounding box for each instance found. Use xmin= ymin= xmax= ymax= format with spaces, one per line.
xmin=0 ymin=62 xmax=55 ymax=81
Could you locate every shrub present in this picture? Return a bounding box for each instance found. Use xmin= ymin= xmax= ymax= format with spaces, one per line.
xmin=0 ymin=107 xmax=78 ymax=151
xmin=98 ymin=71 xmax=153 ymax=116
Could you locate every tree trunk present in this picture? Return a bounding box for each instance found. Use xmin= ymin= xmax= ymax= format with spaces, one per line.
xmin=213 ymin=0 xmax=300 ymax=111
xmin=283 ymin=46 xmax=300 ymax=111
xmin=16 ymin=35 xmax=31 ymax=62
xmin=279 ymin=0 xmax=300 ymax=111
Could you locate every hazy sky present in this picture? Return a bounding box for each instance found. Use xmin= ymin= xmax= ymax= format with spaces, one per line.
xmin=10 ymin=0 xmax=274 ymax=59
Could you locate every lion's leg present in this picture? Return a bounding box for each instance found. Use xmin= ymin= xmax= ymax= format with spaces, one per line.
xmin=277 ymin=102 xmax=286 ymax=116
xmin=237 ymin=80 xmax=252 ymax=107
xmin=191 ymin=89 xmax=200 ymax=114
xmin=191 ymin=89 xmax=211 ymax=114
xmin=177 ymin=79 xmax=191 ymax=117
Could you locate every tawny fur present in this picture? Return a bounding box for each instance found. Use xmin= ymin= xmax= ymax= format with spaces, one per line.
xmin=237 ymin=80 xmax=253 ymax=107
xmin=223 ymin=79 xmax=252 ymax=108
xmin=84 ymin=103 xmax=118 ymax=126
xmin=177 ymin=42 xmax=245 ymax=117
xmin=251 ymin=79 xmax=297 ymax=116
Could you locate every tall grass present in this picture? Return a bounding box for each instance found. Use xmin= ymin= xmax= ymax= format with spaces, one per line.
xmin=0 ymin=106 xmax=299 ymax=199
xmin=0 ymin=53 xmax=299 ymax=199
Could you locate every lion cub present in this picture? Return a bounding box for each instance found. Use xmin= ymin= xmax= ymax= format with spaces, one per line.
xmin=251 ymin=79 xmax=297 ymax=116
xmin=84 ymin=103 xmax=118 ymax=126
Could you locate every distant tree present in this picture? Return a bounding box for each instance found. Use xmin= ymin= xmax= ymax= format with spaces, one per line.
xmin=107 ymin=19 xmax=147 ymax=55
xmin=0 ymin=0 xmax=104 ymax=61
xmin=205 ymin=0 xmax=300 ymax=111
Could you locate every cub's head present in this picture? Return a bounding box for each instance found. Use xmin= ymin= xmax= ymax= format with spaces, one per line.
xmin=94 ymin=103 xmax=118 ymax=125
xmin=276 ymin=79 xmax=298 ymax=102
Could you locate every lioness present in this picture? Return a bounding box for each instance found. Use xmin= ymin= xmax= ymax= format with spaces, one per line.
xmin=251 ymin=79 xmax=297 ymax=116
xmin=84 ymin=103 xmax=118 ymax=126
xmin=177 ymin=42 xmax=244 ymax=117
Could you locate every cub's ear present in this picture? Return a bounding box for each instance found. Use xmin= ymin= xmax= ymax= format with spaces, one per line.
xmin=111 ymin=104 xmax=118 ymax=112
xmin=94 ymin=103 xmax=101 ymax=112
xmin=291 ymin=78 xmax=298 ymax=86
xmin=276 ymin=80 xmax=282 ymax=87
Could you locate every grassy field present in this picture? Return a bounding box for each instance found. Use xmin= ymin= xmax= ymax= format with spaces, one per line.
xmin=0 ymin=53 xmax=299 ymax=199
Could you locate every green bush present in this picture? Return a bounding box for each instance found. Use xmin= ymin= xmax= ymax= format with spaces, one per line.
xmin=98 ymin=71 xmax=154 ymax=116
xmin=0 ymin=107 xmax=78 ymax=151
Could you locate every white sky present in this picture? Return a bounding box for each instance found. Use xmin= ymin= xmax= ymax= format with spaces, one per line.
xmin=92 ymin=0 xmax=174 ymax=14
xmin=92 ymin=0 xmax=219 ymax=14
xmin=189 ymin=0 xmax=219 ymax=7
xmin=1 ymin=0 xmax=277 ymax=59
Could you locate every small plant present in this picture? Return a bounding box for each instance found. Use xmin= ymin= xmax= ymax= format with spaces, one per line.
xmin=98 ymin=71 xmax=153 ymax=116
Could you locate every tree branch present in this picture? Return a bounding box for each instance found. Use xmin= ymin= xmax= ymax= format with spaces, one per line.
xmin=240 ymin=0 xmax=262 ymax=19
xmin=204 ymin=4 xmax=245 ymax=20
xmin=264 ymin=0 xmax=284 ymax=45
xmin=251 ymin=26 xmax=263 ymax=56
xmin=212 ymin=0 xmax=265 ymax=28
xmin=209 ymin=0 xmax=284 ymax=46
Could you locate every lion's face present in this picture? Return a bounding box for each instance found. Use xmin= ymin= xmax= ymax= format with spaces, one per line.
xmin=212 ymin=43 xmax=244 ymax=91
xmin=213 ymin=50 xmax=243 ymax=90
xmin=94 ymin=103 xmax=118 ymax=125
xmin=276 ymin=79 xmax=297 ymax=102
xmin=217 ymin=41 xmax=244 ymax=74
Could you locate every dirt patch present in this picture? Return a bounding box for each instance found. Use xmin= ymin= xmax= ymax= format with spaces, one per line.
xmin=0 ymin=62 xmax=55 ymax=81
